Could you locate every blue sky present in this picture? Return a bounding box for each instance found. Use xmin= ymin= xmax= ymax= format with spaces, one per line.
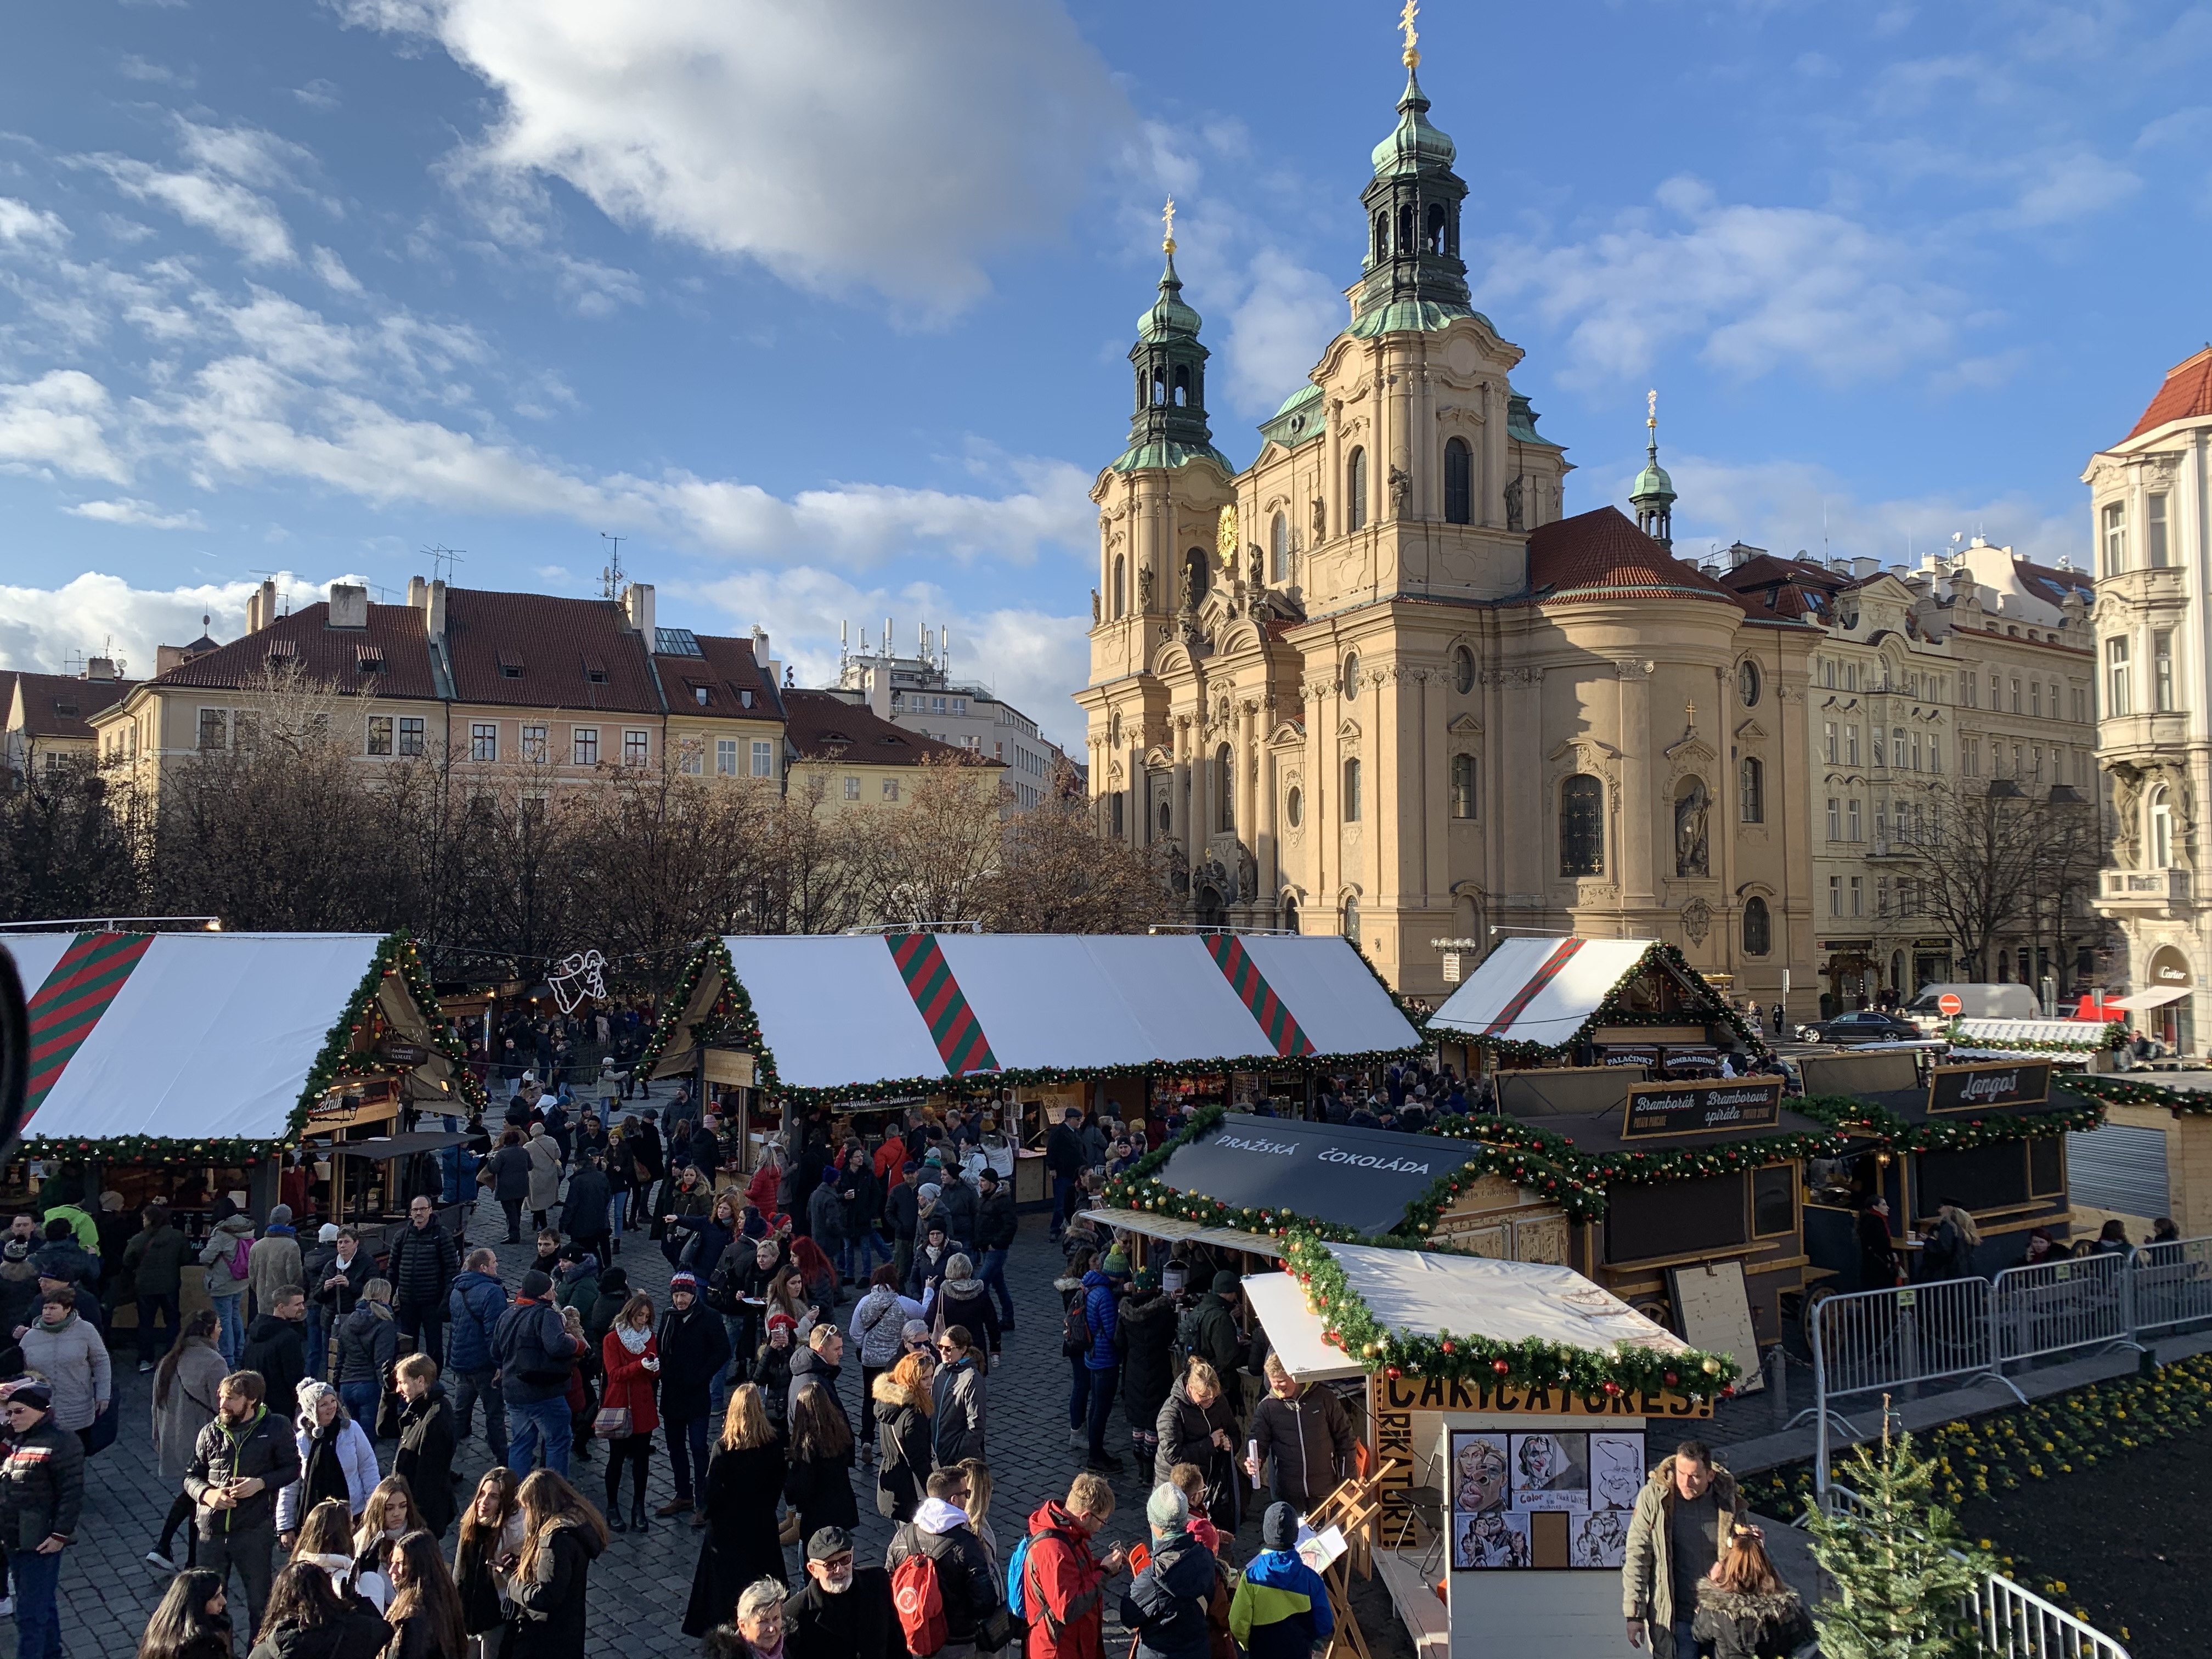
xmin=2 ymin=0 xmax=2205 ymax=745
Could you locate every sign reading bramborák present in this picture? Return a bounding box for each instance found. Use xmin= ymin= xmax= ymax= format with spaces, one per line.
xmin=1619 ymin=1078 xmax=1784 ymax=1141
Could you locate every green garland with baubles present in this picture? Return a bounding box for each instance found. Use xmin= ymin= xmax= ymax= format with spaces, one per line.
xmin=1791 ymin=1088 xmax=2104 ymax=1149
xmin=1943 ymin=1018 xmax=2129 ymax=1054
xmin=1426 ymin=1110 xmax=1853 ymax=1189
xmin=2063 ymin=1074 xmax=2212 ymax=1115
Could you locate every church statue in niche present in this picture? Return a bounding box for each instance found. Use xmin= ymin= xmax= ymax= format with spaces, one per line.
xmin=1139 ymin=564 xmax=1155 ymax=611
xmin=1674 ymin=780 xmax=1710 ymax=877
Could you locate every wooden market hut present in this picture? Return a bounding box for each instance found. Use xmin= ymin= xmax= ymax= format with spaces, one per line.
xmin=639 ymin=931 xmax=1423 ymax=1202
xmin=1 ymin=929 xmax=478 ymax=1237
xmin=1421 ymin=938 xmax=1844 ymax=1370
xmin=1240 ymin=1240 xmax=1718 ymax=1659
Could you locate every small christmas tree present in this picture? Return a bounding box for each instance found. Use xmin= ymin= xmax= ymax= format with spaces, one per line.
xmin=1804 ymin=1402 xmax=1993 ymax=1659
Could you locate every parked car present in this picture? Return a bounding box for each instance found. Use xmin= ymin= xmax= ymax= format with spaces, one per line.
xmin=1795 ymin=1009 xmax=1922 ymax=1044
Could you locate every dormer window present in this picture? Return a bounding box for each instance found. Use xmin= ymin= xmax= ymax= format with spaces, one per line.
xmin=498 ymin=648 xmax=524 ymax=679
xmin=691 ymin=685 xmax=711 ymax=707
xmin=357 ymin=647 xmax=385 ymax=674
xmin=740 ymin=689 xmax=755 ymax=709
xmin=584 ymin=663 xmax=608 ymax=685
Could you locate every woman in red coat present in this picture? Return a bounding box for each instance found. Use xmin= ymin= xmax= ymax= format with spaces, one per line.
xmin=600 ymin=1290 xmax=662 ymax=1534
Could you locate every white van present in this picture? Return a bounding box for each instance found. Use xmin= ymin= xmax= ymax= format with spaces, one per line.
xmin=1903 ymin=982 xmax=2040 ymax=1032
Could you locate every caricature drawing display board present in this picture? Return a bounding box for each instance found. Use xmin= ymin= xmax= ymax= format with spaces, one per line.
xmin=1442 ymin=1415 xmax=1649 ymax=1659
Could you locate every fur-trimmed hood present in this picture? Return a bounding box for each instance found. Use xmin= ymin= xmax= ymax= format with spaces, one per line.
xmin=872 ymin=1369 xmax=932 ymax=1413
xmin=1644 ymin=1454 xmax=1740 ymax=1510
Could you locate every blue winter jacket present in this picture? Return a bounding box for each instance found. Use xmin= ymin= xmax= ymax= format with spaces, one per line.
xmin=1082 ymin=1269 xmax=1119 ymax=1372
xmin=447 ymin=1269 xmax=510 ymax=1373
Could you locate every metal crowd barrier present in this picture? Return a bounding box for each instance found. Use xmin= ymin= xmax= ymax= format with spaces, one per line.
xmin=1991 ymin=1253 xmax=2142 ymax=1367
xmin=1805 ymin=1234 xmax=2212 ymax=1496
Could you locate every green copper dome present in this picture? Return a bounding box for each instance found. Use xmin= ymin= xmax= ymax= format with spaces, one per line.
xmin=1369 ymin=67 xmax=1456 ymax=178
xmin=1632 ymin=453 xmax=1676 ymax=504
xmin=1137 ymin=251 xmax=1202 ymax=343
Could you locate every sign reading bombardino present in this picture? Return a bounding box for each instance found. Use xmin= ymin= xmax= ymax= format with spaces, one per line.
xmin=1925 ymin=1059 xmax=2052 ymax=1115
xmin=1618 ymin=1077 xmax=1784 ymax=1141
xmin=1155 ymin=1113 xmax=1449 ymax=1237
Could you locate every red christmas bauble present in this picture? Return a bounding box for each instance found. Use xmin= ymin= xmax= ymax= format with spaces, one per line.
xmin=1493 ymin=1359 xmax=1510 ymax=1375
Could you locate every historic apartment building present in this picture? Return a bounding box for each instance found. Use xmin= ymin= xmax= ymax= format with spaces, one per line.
xmin=1717 ymin=539 xmax=2098 ymax=1012
xmin=91 ymin=576 xmax=789 ymax=799
xmin=1 ymin=663 xmax=136 ymax=784
xmin=1074 ymin=32 xmax=1820 ymax=1008
xmin=2087 ymin=346 xmax=2212 ymax=1053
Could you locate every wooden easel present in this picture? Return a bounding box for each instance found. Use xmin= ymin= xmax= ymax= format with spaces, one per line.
xmin=1301 ymin=1457 xmax=1399 ymax=1659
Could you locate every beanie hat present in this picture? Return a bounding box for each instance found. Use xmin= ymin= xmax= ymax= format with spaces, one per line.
xmin=1 ymin=1241 xmax=28 ymax=1263
xmin=1146 ymin=1483 xmax=1189 ymax=1533
xmin=318 ymin=1223 xmax=341 ymax=1244
xmin=519 ymin=1269 xmax=554 ymax=1300
xmin=1132 ymin=1267 xmax=1159 ymax=1291
xmin=599 ymin=1266 xmax=629 ymax=1296
xmin=1212 ymin=1270 xmax=1241 ymax=1294
xmin=1103 ymin=1251 xmax=1130 ymax=1277
xmin=670 ymin=1271 xmax=699 ymax=1293
xmin=1263 ymin=1502 xmax=1299 ymax=1550
xmin=4 ymin=1381 xmax=51 ymax=1413
xmin=269 ymin=1204 xmax=293 ymax=1226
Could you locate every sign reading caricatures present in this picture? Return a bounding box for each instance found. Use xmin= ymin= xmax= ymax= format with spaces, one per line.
xmin=1618 ymin=1077 xmax=1783 ymax=1141
xmin=1926 ymin=1059 xmax=2051 ymax=1115
xmin=1937 ymin=993 xmax=1963 ymax=1017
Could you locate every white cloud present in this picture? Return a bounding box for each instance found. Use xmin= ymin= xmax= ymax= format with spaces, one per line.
xmin=292 ymin=79 xmax=342 ymax=112
xmin=1638 ymin=452 xmax=2084 ymax=571
xmin=338 ymin=0 xmax=1128 ymax=317
xmin=0 ymin=371 xmax=129 ymax=482
xmin=93 ymin=157 xmax=295 ymax=264
xmin=1219 ymin=249 xmax=1339 ymax=417
xmin=0 ymin=199 xmax=69 ymax=249
xmin=0 ymin=572 xmax=272 ymax=678
xmin=309 ymin=245 xmax=363 ymax=292
xmin=692 ymin=565 xmax=1090 ymax=746
xmin=1477 ymin=176 xmax=1970 ymax=387
xmin=171 ymin=119 xmax=318 ymax=193
xmin=118 ymin=54 xmax=193 ymax=87
xmin=64 ymin=496 xmax=207 ymax=529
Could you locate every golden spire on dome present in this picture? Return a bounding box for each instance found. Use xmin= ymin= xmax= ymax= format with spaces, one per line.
xmin=1162 ymin=198 xmax=1177 ymax=255
xmin=1398 ymin=0 xmax=1420 ymax=67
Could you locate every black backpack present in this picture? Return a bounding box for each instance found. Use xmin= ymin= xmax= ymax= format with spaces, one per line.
xmin=1061 ymin=1296 xmax=1092 ymax=1358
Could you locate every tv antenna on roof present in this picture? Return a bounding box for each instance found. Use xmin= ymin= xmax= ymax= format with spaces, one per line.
xmin=423 ymin=545 xmax=466 ymax=584
xmin=600 ymin=532 xmax=627 ymax=599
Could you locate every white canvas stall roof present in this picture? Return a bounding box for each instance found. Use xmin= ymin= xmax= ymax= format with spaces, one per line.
xmin=1243 ymin=1240 xmax=1692 ymax=1384
xmin=670 ymin=933 xmax=1418 ymax=1092
xmin=1077 ymin=1208 xmax=1284 ymax=1259
xmin=2 ymin=931 xmax=392 ymax=1143
xmin=1426 ymin=936 xmax=1655 ymax=1049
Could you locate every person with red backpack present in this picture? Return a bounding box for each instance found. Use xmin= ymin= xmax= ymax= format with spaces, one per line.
xmin=1017 ymin=1471 xmax=1128 ymax=1659
xmin=887 ymin=1467 xmax=1004 ymax=1659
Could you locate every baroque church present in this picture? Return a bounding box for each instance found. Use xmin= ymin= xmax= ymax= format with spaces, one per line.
xmin=1074 ymin=25 xmax=1820 ymax=1009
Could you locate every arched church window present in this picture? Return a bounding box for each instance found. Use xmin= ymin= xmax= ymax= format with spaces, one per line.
xmin=1111 ymin=555 xmax=1126 ymax=619
xmin=1159 ymin=799 xmax=1172 ymax=834
xmin=1742 ymin=896 xmax=1771 ymax=956
xmin=1346 ymin=448 xmax=1368 ymax=532
xmin=1396 ymin=202 xmax=1415 ymax=257
xmin=1184 ymin=547 xmax=1209 ymax=607
xmin=1151 ymin=368 xmax=1166 ymax=407
xmin=1342 ymin=652 xmax=1360 ymax=702
xmin=1270 ymin=512 xmax=1289 ymax=582
xmin=1560 ymin=775 xmax=1604 ymax=876
xmin=1425 ymin=203 xmax=1447 ymax=255
xmin=1281 ymin=896 xmax=1299 ymax=933
xmin=1343 ymin=757 xmax=1362 ymax=822
xmin=1341 ymin=895 xmax=1360 ymax=941
xmin=1373 ymin=212 xmax=1389 ymax=261
xmin=1443 ymin=437 xmax=1472 ymax=524
xmin=1452 ymin=645 xmax=1476 ymax=695
xmin=1172 ymin=365 xmax=1190 ymax=407
xmin=1217 ymin=743 xmax=1235 ymax=832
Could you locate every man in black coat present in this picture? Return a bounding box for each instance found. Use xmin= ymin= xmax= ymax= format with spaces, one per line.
xmin=974 ymin=1168 xmax=1018 ymax=1333
xmin=654 ymin=1272 xmax=732 ymax=1519
xmin=384 ymin=1196 xmax=460 ymax=1366
xmin=239 ymin=1287 xmax=309 ymax=1416
xmin=184 ymin=1370 xmax=301 ymax=1643
xmin=562 ymin=1153 xmax=613 ymax=1264
xmin=787 ymin=1526 xmax=903 ymax=1659
xmin=1045 ymin=1106 xmax=1085 ymax=1240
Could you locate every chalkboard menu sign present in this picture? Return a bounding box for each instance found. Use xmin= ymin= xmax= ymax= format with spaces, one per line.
xmin=1620 ymin=1077 xmax=1784 ymax=1141
xmin=1926 ymin=1060 xmax=2051 ymax=1115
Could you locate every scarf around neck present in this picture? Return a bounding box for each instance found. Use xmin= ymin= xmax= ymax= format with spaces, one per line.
xmin=615 ymin=1323 xmax=651 ymax=1355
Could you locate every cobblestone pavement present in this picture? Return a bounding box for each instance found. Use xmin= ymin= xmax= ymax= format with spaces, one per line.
xmin=29 ymin=1169 xmax=1415 ymax=1659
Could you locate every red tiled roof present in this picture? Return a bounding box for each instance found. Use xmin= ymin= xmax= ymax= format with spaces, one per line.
xmin=443 ymin=589 xmax=661 ymax=712
xmin=12 ymin=671 xmax=134 ymax=739
xmin=2013 ymin=557 xmax=2094 ymax=610
xmin=1530 ymin=507 xmax=1740 ymax=606
xmin=658 ymin=634 xmax=783 ymax=721
xmin=1716 ymin=552 xmax=1850 ymax=622
xmin=2125 ymin=347 xmax=2212 ymax=442
xmin=153 ymin=601 xmax=439 ymax=699
xmin=782 ymin=690 xmax=999 ymax=766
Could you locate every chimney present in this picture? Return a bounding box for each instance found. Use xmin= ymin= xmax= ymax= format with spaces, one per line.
xmin=623 ymin=582 xmax=656 ymax=639
xmin=82 ymin=657 xmax=117 ymax=682
xmin=868 ymin=662 xmax=892 ymax=719
xmin=156 ymin=644 xmax=187 ymax=675
xmin=407 ymin=575 xmax=427 ymax=609
xmin=246 ymin=578 xmax=277 ymax=633
xmin=426 ymin=579 xmax=448 ymax=646
xmin=1850 ymin=557 xmax=1879 ymax=580
xmin=328 ymin=583 xmax=369 ymax=629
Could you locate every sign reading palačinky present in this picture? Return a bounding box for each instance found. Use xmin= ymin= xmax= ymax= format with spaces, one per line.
xmin=1925 ymin=1059 xmax=2051 ymax=1115
xmin=1618 ymin=1077 xmax=1784 ymax=1141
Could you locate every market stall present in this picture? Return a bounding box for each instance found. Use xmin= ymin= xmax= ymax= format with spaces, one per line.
xmin=638 ymin=931 xmax=1422 ymax=1193
xmin=0 ymin=928 xmax=478 ymax=1231
xmin=1242 ymin=1238 xmax=1719 ymax=1659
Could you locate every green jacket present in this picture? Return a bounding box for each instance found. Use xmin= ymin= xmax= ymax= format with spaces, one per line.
xmin=42 ymin=1206 xmax=98 ymax=1256
xmin=1621 ymin=1455 xmax=1746 ymax=1655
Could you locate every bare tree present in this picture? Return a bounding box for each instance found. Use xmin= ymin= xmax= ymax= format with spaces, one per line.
xmin=986 ymin=760 xmax=1167 ymax=933
xmin=0 ymin=758 xmax=143 ymax=923
xmin=1891 ymin=777 xmax=2103 ymax=986
xmin=845 ymin=754 xmax=1008 ymax=929
xmin=759 ymin=776 xmax=861 ymax=935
